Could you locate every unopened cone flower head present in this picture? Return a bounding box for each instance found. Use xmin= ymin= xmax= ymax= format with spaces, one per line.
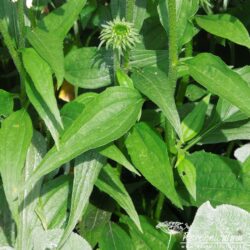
xmin=99 ymin=17 xmax=140 ymax=56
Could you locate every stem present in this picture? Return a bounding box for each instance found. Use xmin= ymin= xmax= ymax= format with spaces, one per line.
xmin=168 ymin=0 xmax=178 ymax=90
xmin=0 ymin=23 xmax=22 ymax=74
xmin=164 ymin=0 xmax=178 ymax=154
xmin=17 ymin=0 xmax=25 ymax=49
xmin=126 ymin=0 xmax=135 ymax=22
xmin=113 ymin=49 xmax=120 ymax=85
xmin=165 ymin=120 xmax=177 ymax=155
xmin=16 ymin=0 xmax=27 ymax=104
xmin=176 ymin=41 xmax=193 ymax=105
xmin=155 ymin=192 xmax=165 ymax=221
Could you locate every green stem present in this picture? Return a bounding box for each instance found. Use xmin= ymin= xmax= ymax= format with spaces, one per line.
xmin=164 ymin=0 xmax=178 ymax=155
xmin=165 ymin=119 xmax=177 ymax=155
xmin=126 ymin=0 xmax=135 ymax=22
xmin=113 ymin=49 xmax=120 ymax=85
xmin=168 ymin=0 xmax=178 ymax=90
xmin=17 ymin=0 xmax=27 ymax=104
xmin=0 ymin=23 xmax=22 ymax=74
xmin=17 ymin=0 xmax=25 ymax=49
xmin=155 ymin=192 xmax=165 ymax=221
xmin=176 ymin=41 xmax=193 ymax=105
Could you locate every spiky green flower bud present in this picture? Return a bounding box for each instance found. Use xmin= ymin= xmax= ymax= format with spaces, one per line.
xmin=98 ymin=17 xmax=140 ymax=56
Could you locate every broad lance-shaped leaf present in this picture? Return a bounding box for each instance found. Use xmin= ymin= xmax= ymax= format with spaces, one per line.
xmin=26 ymin=28 xmax=64 ymax=87
xmin=0 ymin=0 xmax=18 ymax=44
xmin=132 ymin=67 xmax=182 ymax=138
xmin=23 ymin=48 xmax=63 ymax=147
xmin=58 ymin=151 xmax=106 ymax=248
xmin=31 ymin=228 xmax=91 ymax=250
xmin=187 ymin=202 xmax=250 ymax=250
xmin=99 ymin=222 xmax=134 ymax=250
xmin=64 ymin=48 xmax=113 ymax=89
xmin=176 ymin=157 xmax=196 ymax=200
xmin=16 ymin=131 xmax=47 ymax=250
xmin=125 ymin=122 xmax=182 ymax=208
xmin=96 ymin=164 xmax=142 ymax=231
xmin=181 ymin=94 xmax=210 ymax=142
xmin=79 ymin=203 xmax=111 ymax=248
xmin=186 ymin=53 xmax=250 ymax=117
xmin=61 ymin=92 xmax=140 ymax=175
xmin=195 ymin=14 xmax=250 ymax=49
xmin=0 ymin=110 xmax=33 ymax=221
xmin=179 ymin=151 xmax=250 ymax=212
xmin=25 ymin=87 xmax=143 ymax=188
xmin=27 ymin=0 xmax=87 ymax=86
xmin=36 ymin=176 xmax=71 ymax=230
xmin=37 ymin=0 xmax=87 ymax=39
xmin=99 ymin=144 xmax=140 ymax=176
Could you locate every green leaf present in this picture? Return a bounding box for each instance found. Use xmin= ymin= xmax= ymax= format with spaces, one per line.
xmin=235 ymin=66 xmax=250 ymax=86
xmin=129 ymin=49 xmax=168 ymax=70
xmin=133 ymin=0 xmax=148 ymax=32
xmin=96 ymin=164 xmax=142 ymax=231
xmin=64 ymin=48 xmax=113 ymax=89
xmin=125 ymin=122 xmax=182 ymax=208
xmin=37 ymin=0 xmax=87 ymax=39
xmin=23 ymin=48 xmax=63 ymax=147
xmin=180 ymin=152 xmax=250 ymax=211
xmin=61 ymin=92 xmax=98 ymax=129
xmin=99 ymin=222 xmax=133 ymax=250
xmin=185 ymin=84 xmax=207 ymax=102
xmin=58 ymin=151 xmax=106 ymax=248
xmin=0 ymin=0 xmax=18 ymax=44
xmin=16 ymin=131 xmax=47 ymax=250
xmin=187 ymin=202 xmax=250 ymax=250
xmin=177 ymin=157 xmax=196 ymax=200
xmin=181 ymin=95 xmax=210 ymax=142
xmin=99 ymin=143 xmax=140 ymax=176
xmin=26 ymin=28 xmax=64 ymax=86
xmin=201 ymin=119 xmax=250 ymax=144
xmin=214 ymin=98 xmax=248 ymax=124
xmin=0 ymin=90 xmax=13 ymax=117
xmin=195 ymin=14 xmax=250 ymax=48
xmin=186 ymin=53 xmax=250 ymax=117
xmin=26 ymin=0 xmax=87 ymax=87
xmin=36 ymin=176 xmax=71 ymax=230
xmin=110 ymin=0 xmax=126 ymax=19
xmin=79 ymin=203 xmax=111 ymax=248
xmin=26 ymin=87 xmax=143 ymax=188
xmin=31 ymin=228 xmax=91 ymax=250
xmin=0 ymin=185 xmax=15 ymax=246
xmin=0 ymin=110 xmax=33 ymax=221
xmin=132 ymin=67 xmax=182 ymax=138
xmin=60 ymin=92 xmax=139 ymax=175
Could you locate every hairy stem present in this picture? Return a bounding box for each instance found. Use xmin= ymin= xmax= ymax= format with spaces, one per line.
xmin=168 ymin=0 xmax=178 ymax=90
xmin=176 ymin=41 xmax=193 ymax=105
xmin=17 ymin=0 xmax=26 ymax=104
xmin=126 ymin=0 xmax=135 ymax=22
